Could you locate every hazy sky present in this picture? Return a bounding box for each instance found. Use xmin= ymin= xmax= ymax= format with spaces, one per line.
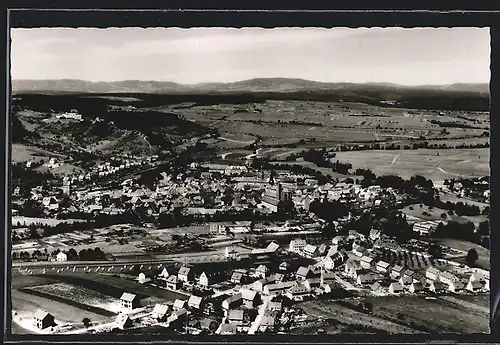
xmin=10 ymin=27 xmax=490 ymax=85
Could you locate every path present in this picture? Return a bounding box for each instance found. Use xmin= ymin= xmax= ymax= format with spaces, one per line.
xmin=219 ymin=137 xmax=255 ymax=145
xmin=248 ymin=296 xmax=270 ymax=334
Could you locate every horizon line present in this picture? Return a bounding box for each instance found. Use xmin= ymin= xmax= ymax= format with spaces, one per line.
xmin=11 ymin=77 xmax=490 ymax=88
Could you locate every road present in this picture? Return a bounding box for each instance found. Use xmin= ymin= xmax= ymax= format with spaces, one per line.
xmin=248 ymin=296 xmax=270 ymax=334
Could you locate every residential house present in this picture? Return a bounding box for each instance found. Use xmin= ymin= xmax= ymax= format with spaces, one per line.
xmin=115 ymin=314 xmax=133 ymax=330
xmin=222 ymin=293 xmax=243 ymax=310
xmin=331 ymin=236 xmax=346 ymax=245
xmin=427 ymin=281 xmax=447 ymax=293
xmin=120 ymin=292 xmax=139 ymax=311
xmin=231 ymin=271 xmax=244 ymax=285
xmin=439 ymin=271 xmax=460 ymax=285
xmin=151 ymin=304 xmax=169 ymax=321
xmin=426 ymin=267 xmax=441 ymax=281
xmin=33 ymin=310 xmax=55 ymax=330
xmin=296 ymin=266 xmax=314 ymax=281
xmin=408 ymin=282 xmax=425 ymax=293
xmin=279 ymin=261 xmax=291 ymax=272
xmin=375 ymin=260 xmax=391 ymax=273
xmin=274 ymin=273 xmax=285 ymax=283
xmin=388 ymin=282 xmax=404 ymax=294
xmin=263 ymin=281 xmax=297 ymax=296
xmin=302 ymin=244 xmax=319 ymax=258
xmin=344 ymin=260 xmax=362 ymax=277
xmin=267 ymin=301 xmax=282 ymax=312
xmin=187 ymin=295 xmax=204 ymax=310
xmin=466 ymin=279 xmax=483 ymax=292
xmin=166 ymin=275 xmax=182 ymax=290
xmin=317 ymin=243 xmax=328 ymax=256
xmin=447 ymin=280 xmax=464 ymax=293
xmin=158 ymin=266 xmax=177 ymax=281
xmin=220 ymin=323 xmax=238 ymax=335
xmin=240 ymin=288 xmax=260 ymax=308
xmin=255 ymin=265 xmax=270 ymax=279
xmin=56 ymin=252 xmax=68 ymax=262
xmin=228 ymin=309 xmax=244 ymax=325
xmin=390 ymin=265 xmax=404 ymax=279
xmin=371 ymin=282 xmax=387 ymax=294
xmin=352 ymin=246 xmax=366 ymax=257
xmin=253 ymin=276 xmax=276 ymax=293
xmin=355 ymin=270 xmax=380 ymax=285
xmin=259 ymin=315 xmax=276 ymax=332
xmin=320 ymin=270 xmax=337 ymax=286
xmin=369 ymin=229 xmax=381 ymax=241
xmin=302 ymin=278 xmax=321 ymax=291
xmin=286 ymin=285 xmax=311 ymax=301
xmin=138 ymin=271 xmax=154 ymax=284
xmin=321 ymin=252 xmax=345 ymax=270
xmin=360 ymin=255 xmax=374 ymax=269
xmin=173 ymin=299 xmax=186 ymax=311
xmin=199 ymin=318 xmax=218 ymax=333
xmin=178 ymin=266 xmax=194 ymax=283
xmin=199 ymin=271 xmax=222 ymax=287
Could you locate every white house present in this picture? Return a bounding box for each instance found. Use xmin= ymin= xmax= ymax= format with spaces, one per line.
xmin=56 ymin=252 xmax=68 ymax=262
xmin=389 ymin=282 xmax=404 ymax=294
xmin=289 ymin=239 xmax=307 ymax=253
xmin=375 ymin=260 xmax=391 ymax=273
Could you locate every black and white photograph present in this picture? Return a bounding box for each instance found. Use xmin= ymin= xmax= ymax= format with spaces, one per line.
xmin=10 ymin=27 xmax=490 ymax=335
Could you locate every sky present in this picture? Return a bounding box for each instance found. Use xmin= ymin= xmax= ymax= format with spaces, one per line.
xmin=10 ymin=27 xmax=490 ymax=85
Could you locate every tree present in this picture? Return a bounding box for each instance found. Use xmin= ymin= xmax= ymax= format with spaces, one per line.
xmin=82 ymin=317 xmax=91 ymax=328
xmin=466 ymin=248 xmax=479 ymax=266
xmin=428 ymin=243 xmax=443 ymax=258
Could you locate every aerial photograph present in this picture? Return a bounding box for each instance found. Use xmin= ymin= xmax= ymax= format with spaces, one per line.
xmin=10 ymin=27 xmax=490 ymax=335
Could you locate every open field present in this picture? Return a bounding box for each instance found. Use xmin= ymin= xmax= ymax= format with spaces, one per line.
xmin=334 ymin=148 xmax=489 ymax=180
xmin=12 ymin=216 xmax=86 ymax=227
xmin=333 ymin=295 xmax=489 ymax=334
xmin=401 ymin=204 xmax=488 ymax=227
xmin=424 ymin=238 xmax=490 ymax=270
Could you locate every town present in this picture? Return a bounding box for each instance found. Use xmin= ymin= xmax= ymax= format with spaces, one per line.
xmin=10 ymin=26 xmax=491 ymax=336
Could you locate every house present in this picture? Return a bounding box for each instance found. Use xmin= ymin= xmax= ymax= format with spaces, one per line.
xmin=168 ymin=308 xmax=188 ymax=325
xmin=356 ymin=271 xmax=380 ymax=285
xmin=178 ymin=266 xmax=193 ymax=283
xmin=158 ymin=266 xmax=176 ymax=281
xmin=331 ymin=236 xmax=346 ymax=245
xmin=317 ymin=243 xmax=328 ymax=256
xmin=352 ymin=246 xmax=366 ymax=257
xmin=390 ymin=265 xmax=404 ymax=279
xmin=263 ymin=281 xmax=297 ymax=296
xmin=199 ymin=318 xmax=218 ymax=333
xmin=240 ymin=288 xmax=260 ymax=308
xmin=259 ymin=315 xmax=276 ymax=332
xmin=286 ymin=285 xmax=311 ymax=301
xmin=389 ymin=282 xmax=404 ymax=294
xmin=323 ymin=282 xmax=343 ymax=295
xmin=231 ymin=271 xmax=244 ymax=284
xmin=252 ymin=276 xmax=275 ymax=292
xmin=266 ymin=242 xmax=280 ymax=253
xmin=115 ymin=314 xmax=133 ymax=330
xmin=375 ymin=260 xmax=391 ymax=273
xmin=448 ymin=280 xmax=464 ymax=293
xmin=302 ymin=278 xmax=321 ymax=291
xmin=360 ymin=255 xmax=374 ymax=269
xmin=267 ymin=301 xmax=282 ymax=312
xmin=255 ymin=265 xmax=270 ymax=279
xmin=321 ymin=252 xmax=346 ymax=270
xmin=427 ymin=281 xmax=447 ymax=293
xmin=188 ymin=295 xmax=204 ymax=310
xmin=344 ymin=260 xmax=362 ymax=277
xmin=369 ymin=229 xmax=381 ymax=241
xmin=120 ymin=292 xmax=139 ymax=311
xmin=199 ymin=271 xmax=222 ymax=287
xmin=56 ymin=252 xmax=68 ymax=262
xmin=302 ymin=244 xmax=318 ymax=258
xmin=279 ymin=261 xmax=291 ymax=272
xmin=274 ymin=273 xmax=285 ymax=283
xmin=408 ymin=282 xmax=425 ymax=293
xmin=371 ymin=282 xmax=387 ymax=294
xmin=228 ymin=309 xmax=244 ymax=325
xmin=166 ymin=275 xmax=182 ymax=290
xmin=466 ymin=280 xmax=483 ymax=292
xmin=426 ymin=267 xmax=441 ymax=281
xmin=138 ymin=272 xmax=154 ymax=284
xmin=222 ymin=293 xmax=243 ymax=310
xmin=220 ymin=323 xmax=238 ymax=335
xmin=296 ymin=266 xmax=314 ymax=281
xmin=33 ymin=310 xmax=55 ymax=330
xmin=151 ymin=304 xmax=169 ymax=321
xmin=320 ymin=270 xmax=337 ymax=286
xmin=173 ymin=299 xmax=186 ymax=311
xmin=439 ymin=271 xmax=460 ymax=285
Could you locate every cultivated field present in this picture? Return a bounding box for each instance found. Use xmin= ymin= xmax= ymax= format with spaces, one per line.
xmin=334 ymin=148 xmax=489 ymax=180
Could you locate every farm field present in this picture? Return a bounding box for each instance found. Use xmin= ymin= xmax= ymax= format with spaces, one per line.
xmin=12 ymin=216 xmax=86 ymax=227
xmin=334 ymin=148 xmax=489 ymax=180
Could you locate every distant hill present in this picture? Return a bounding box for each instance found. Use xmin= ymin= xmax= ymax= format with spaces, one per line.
xmin=12 ymin=78 xmax=490 ymax=95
